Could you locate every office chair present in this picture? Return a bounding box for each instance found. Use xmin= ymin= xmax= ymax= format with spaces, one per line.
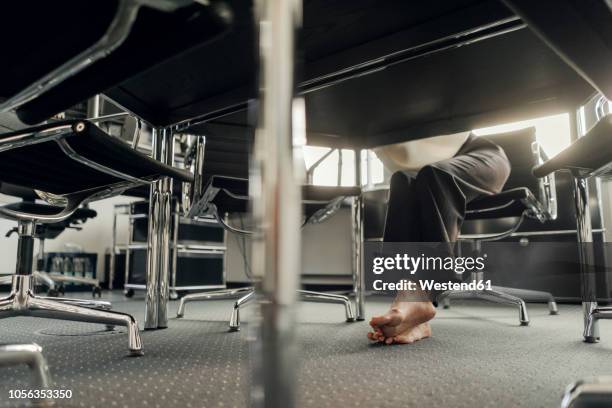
xmin=0 ymin=119 xmax=201 ymax=355
xmin=438 ymin=127 xmax=558 ymax=326
xmin=177 ymin=136 xmax=365 ymax=330
xmin=534 ymin=113 xmax=612 ymax=342
xmin=0 ymin=182 xmax=101 ymax=297
xmin=532 ymin=112 xmax=612 ymax=407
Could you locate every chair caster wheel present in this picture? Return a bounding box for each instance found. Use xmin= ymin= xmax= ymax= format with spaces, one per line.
xmin=124 ymin=289 xmax=135 ymax=298
xmin=520 ymin=321 xmax=529 ymax=326
xmin=443 ymin=305 xmax=450 ymax=309
xmin=92 ymin=286 xmax=102 ymax=298
xmin=58 ymin=283 xmax=66 ymax=296
xmin=170 ymin=291 xmax=179 ymax=301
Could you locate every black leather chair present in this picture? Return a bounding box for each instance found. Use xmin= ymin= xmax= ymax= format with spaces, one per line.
xmin=438 ymin=127 xmax=559 ymax=326
xmin=0 ymin=119 xmax=196 ymax=355
xmin=0 ymin=0 xmax=231 ymax=121
xmin=533 ymin=112 xmax=612 ymax=407
xmin=534 ymin=113 xmax=612 ymax=342
xmin=0 ymin=182 xmax=100 ymax=297
xmin=176 ymin=134 xmax=365 ymax=330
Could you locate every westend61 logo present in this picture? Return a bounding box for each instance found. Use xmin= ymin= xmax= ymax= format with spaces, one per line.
xmin=372 ymin=253 xmax=486 ymax=275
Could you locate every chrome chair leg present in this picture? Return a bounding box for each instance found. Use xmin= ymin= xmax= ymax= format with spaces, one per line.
xmin=441 ymin=286 xmax=558 ymax=315
xmin=478 ymin=288 xmax=530 ymax=326
xmin=36 ymin=296 xmax=112 ymax=310
xmin=0 ymin=343 xmax=52 ymax=406
xmin=176 ymin=287 xmax=255 ymax=318
xmin=0 ymin=274 xmax=12 ymax=285
xmin=229 ymin=290 xmax=256 ymax=331
xmin=437 ymin=289 xmax=473 ymax=309
xmin=298 ymin=290 xmax=356 ymax=322
xmin=27 ymin=297 xmax=142 ymax=355
xmin=439 ymin=288 xmax=529 ymax=326
xmin=0 ymin=276 xmax=142 ymax=356
xmin=491 ymin=286 xmax=558 ymax=315
xmin=582 ymin=302 xmax=612 ymax=343
xmin=33 ymin=271 xmax=56 ymax=290
xmin=43 ymin=272 xmax=101 ymax=288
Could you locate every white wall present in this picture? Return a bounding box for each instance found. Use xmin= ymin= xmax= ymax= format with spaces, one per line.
xmin=225 ymin=209 xmax=354 ymax=284
xmin=0 ymin=193 xmax=353 ymax=285
xmin=0 ymin=194 xmax=139 ymax=277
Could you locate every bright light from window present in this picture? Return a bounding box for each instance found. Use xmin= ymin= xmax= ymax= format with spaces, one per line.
xmin=303 ymin=112 xmax=571 ymax=187
xmin=473 ymin=113 xmax=571 ymax=157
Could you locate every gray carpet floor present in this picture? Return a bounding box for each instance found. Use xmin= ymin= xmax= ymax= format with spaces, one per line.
xmin=0 ymin=291 xmax=610 ymax=407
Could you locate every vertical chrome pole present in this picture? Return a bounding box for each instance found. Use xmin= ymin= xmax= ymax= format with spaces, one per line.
xmin=170 ymin=199 xmax=180 ymax=299
xmin=109 ymin=207 xmax=118 ymax=290
xmin=574 ymin=176 xmax=598 ymax=342
xmin=352 ymin=149 xmax=365 ymax=320
xmin=157 ymin=128 xmax=175 ymax=329
xmin=251 ymin=0 xmax=304 ymax=406
xmin=145 ymin=128 xmax=163 ymax=329
xmin=87 ymin=95 xmax=100 ymax=119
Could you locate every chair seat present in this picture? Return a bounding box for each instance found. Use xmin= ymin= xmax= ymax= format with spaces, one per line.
xmin=7 ymin=2 xmax=231 ymax=125
xmin=0 ymin=120 xmax=193 ymax=196
xmin=204 ymin=175 xmax=360 ymax=216
xmin=3 ymin=202 xmax=97 ymax=221
xmin=465 ymin=187 xmax=533 ymax=220
xmin=533 ymin=114 xmax=612 ymax=178
xmin=3 ymin=201 xmax=97 ymax=240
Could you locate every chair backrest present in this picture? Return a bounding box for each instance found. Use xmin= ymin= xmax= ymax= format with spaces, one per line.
xmin=480 ymin=127 xmax=538 ymax=191
xmin=199 ymin=122 xmax=252 ymax=187
xmin=480 ymin=126 xmax=557 ymax=220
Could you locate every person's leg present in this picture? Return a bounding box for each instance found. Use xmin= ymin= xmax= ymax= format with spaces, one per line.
xmin=382 ymin=170 xmax=420 ymax=242
xmin=370 ymin=136 xmax=511 ymax=344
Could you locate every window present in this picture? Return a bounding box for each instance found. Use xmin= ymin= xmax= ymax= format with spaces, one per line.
xmin=303 ymin=112 xmax=572 ymax=187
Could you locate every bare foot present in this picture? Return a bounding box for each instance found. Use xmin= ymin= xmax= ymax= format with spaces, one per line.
xmin=367 ymin=290 xmax=436 ymax=345
xmin=391 ymin=322 xmax=431 ymax=344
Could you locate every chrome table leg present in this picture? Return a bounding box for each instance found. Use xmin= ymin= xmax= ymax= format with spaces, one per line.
xmin=250 ymin=0 xmax=303 ymax=405
xmin=176 ymin=287 xmax=255 ymax=318
xmin=572 ymin=176 xmax=599 ymax=342
xmin=145 ymin=127 xmax=175 ymax=330
xmin=298 ymin=290 xmax=356 ymax=322
xmin=351 ymin=193 xmax=365 ymax=321
xmin=229 ymin=289 xmax=256 ymax=331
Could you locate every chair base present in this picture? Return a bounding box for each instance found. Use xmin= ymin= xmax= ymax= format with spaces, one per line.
xmin=0 ymin=275 xmax=142 ymax=356
xmin=0 ymin=271 xmax=102 ymax=298
xmin=177 ymin=287 xmax=357 ymax=331
xmin=438 ymin=286 xmax=530 ymax=326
